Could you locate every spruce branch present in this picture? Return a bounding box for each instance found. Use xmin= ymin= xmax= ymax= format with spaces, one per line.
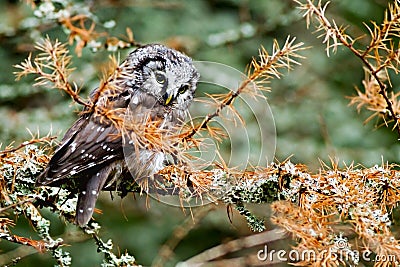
xmin=14 ymin=37 xmax=90 ymax=107
xmin=173 ymin=159 xmax=400 ymax=266
xmin=294 ymin=0 xmax=400 ymax=139
xmin=23 ymin=1 xmax=143 ymax=56
xmin=181 ymin=37 xmax=306 ymax=142
xmin=0 ymin=136 xmax=56 ymax=157
xmin=2 ymin=135 xmax=400 ymax=266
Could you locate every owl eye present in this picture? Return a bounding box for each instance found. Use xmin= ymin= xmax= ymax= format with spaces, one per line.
xmin=155 ymin=73 xmax=166 ymax=84
xmin=179 ymin=85 xmax=189 ymax=94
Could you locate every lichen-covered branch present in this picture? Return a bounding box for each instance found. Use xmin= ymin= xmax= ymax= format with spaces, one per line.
xmin=3 ymin=139 xmax=400 ymax=266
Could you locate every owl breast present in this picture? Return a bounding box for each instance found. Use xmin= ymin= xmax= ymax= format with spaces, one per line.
xmin=123 ymin=149 xmax=165 ymax=183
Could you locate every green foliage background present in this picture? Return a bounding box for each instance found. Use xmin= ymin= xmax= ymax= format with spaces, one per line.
xmin=0 ymin=0 xmax=399 ymax=266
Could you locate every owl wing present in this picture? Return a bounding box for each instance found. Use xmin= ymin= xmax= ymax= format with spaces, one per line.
xmin=37 ymin=83 xmax=137 ymax=186
xmin=36 ymin=114 xmax=124 ymax=186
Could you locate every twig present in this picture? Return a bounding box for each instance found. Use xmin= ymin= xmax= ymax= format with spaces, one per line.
xmin=301 ymin=0 xmax=400 ymax=139
xmin=182 ymin=83 xmax=248 ymax=141
xmin=182 ymin=37 xmax=305 ymax=141
xmin=181 ymin=228 xmax=287 ymax=265
xmin=0 ymin=136 xmax=56 ymax=156
xmin=0 ymin=227 xmax=91 ymax=266
xmin=152 ymin=205 xmax=215 ymax=267
xmin=0 ymin=197 xmax=36 ymax=214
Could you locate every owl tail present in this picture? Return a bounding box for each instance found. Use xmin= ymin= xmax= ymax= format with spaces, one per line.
xmin=75 ymin=168 xmax=110 ymax=227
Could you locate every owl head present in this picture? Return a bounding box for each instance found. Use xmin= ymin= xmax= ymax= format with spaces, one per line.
xmin=124 ymin=44 xmax=200 ymax=111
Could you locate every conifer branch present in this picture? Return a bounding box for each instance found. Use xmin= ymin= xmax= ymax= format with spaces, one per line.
xmin=295 ymin=0 xmax=400 ymax=139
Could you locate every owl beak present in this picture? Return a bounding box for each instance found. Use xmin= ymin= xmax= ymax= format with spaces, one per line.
xmin=163 ymin=92 xmax=174 ymax=105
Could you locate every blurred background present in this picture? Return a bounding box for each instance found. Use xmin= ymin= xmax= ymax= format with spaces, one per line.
xmin=0 ymin=0 xmax=399 ymax=266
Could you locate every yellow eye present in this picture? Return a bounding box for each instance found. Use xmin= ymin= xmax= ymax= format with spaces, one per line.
xmin=179 ymin=85 xmax=189 ymax=94
xmin=155 ymin=73 xmax=166 ymax=84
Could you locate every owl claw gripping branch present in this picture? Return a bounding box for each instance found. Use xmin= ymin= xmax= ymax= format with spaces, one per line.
xmin=36 ymin=44 xmax=200 ymax=226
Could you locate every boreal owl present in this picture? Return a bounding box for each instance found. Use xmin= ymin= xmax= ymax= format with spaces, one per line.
xmin=37 ymin=44 xmax=200 ymax=226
